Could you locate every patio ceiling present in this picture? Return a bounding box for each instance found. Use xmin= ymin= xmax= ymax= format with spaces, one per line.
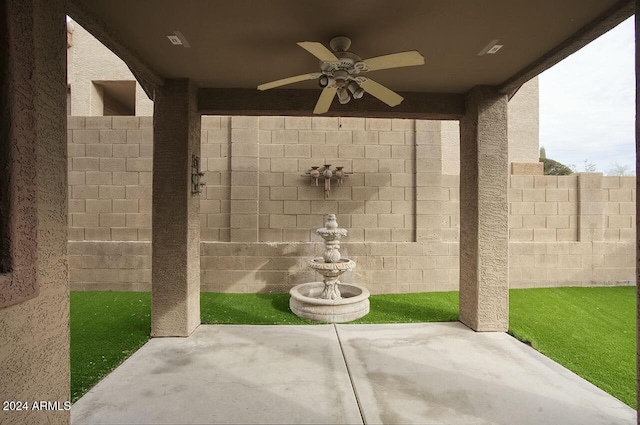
xmin=69 ymin=0 xmax=632 ymax=117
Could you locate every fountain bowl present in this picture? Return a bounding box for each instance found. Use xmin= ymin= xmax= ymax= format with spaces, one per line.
xmin=308 ymin=258 xmax=355 ymax=273
xmin=289 ymin=282 xmax=370 ymax=323
xmin=315 ymin=228 xmax=347 ymax=241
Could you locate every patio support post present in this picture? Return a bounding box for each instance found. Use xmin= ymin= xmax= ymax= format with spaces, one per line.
xmin=152 ymin=79 xmax=201 ymax=337
xmin=459 ymin=86 xmax=509 ymax=332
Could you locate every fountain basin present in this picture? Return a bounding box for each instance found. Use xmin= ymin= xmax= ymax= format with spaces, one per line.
xmin=289 ymin=282 xmax=370 ymax=323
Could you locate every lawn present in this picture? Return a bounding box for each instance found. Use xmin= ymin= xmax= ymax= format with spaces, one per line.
xmin=509 ymin=286 xmax=637 ymax=408
xmin=70 ymin=291 xmax=151 ymax=402
xmin=71 ymin=287 xmax=636 ymax=408
xmin=200 ymin=292 xmax=459 ymax=324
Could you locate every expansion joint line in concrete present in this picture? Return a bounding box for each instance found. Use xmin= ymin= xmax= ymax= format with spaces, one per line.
xmin=334 ymin=324 xmax=367 ymax=425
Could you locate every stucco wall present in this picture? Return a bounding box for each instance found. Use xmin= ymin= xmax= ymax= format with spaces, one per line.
xmin=508 ymin=77 xmax=540 ymax=163
xmin=68 ymin=21 xmax=152 ymax=116
xmin=440 ymin=77 xmax=540 ymax=175
xmin=1 ymin=1 xmax=69 ymax=424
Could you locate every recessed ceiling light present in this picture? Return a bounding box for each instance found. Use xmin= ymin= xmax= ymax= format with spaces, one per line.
xmin=487 ymin=44 xmax=503 ymax=54
xmin=167 ymin=35 xmax=182 ymax=45
xmin=478 ymin=40 xmax=503 ymax=56
xmin=167 ymin=31 xmax=191 ymax=48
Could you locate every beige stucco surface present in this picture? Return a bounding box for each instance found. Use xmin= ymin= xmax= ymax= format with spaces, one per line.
xmin=459 ymin=87 xmax=509 ymax=332
xmin=508 ymin=78 xmax=540 ymax=163
xmin=1 ymin=0 xmax=69 ymax=424
xmin=151 ymin=80 xmax=201 ymax=336
xmin=68 ymin=20 xmax=152 ymax=116
xmin=441 ymin=77 xmax=540 ymax=175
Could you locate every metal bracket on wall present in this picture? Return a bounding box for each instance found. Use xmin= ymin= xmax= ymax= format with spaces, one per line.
xmin=302 ymin=165 xmax=352 ymax=199
xmin=191 ymin=155 xmax=206 ymax=194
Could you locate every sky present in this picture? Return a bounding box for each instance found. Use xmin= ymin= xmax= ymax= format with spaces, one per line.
xmin=539 ymin=17 xmax=635 ymax=175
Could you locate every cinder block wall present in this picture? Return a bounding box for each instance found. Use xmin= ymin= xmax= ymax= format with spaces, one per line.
xmin=67 ymin=116 xmax=153 ymax=242
xmin=67 ymin=116 xmax=635 ymax=293
xmin=508 ymin=173 xmax=635 ymax=288
xmin=509 ymin=174 xmax=635 ymax=242
xmin=255 ymin=116 xmax=416 ymax=243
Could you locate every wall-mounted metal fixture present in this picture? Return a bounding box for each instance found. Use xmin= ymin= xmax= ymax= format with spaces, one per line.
xmin=191 ymin=155 xmax=206 ymax=194
xmin=303 ymin=164 xmax=352 ymax=199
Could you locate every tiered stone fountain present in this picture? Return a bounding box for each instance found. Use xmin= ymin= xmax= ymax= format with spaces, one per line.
xmin=289 ymin=214 xmax=370 ymax=322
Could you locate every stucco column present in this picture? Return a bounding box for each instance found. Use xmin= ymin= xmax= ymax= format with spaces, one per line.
xmin=1 ymin=0 xmax=69 ymax=423
xmin=152 ymin=79 xmax=201 ymax=337
xmin=459 ymin=86 xmax=509 ymax=332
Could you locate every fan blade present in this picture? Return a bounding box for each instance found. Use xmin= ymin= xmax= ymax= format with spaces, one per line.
xmin=363 ymin=51 xmax=425 ymax=72
xmin=258 ymin=73 xmax=320 ymax=91
xmin=360 ymin=79 xmax=404 ymax=107
xmin=297 ymin=42 xmax=339 ymax=62
xmin=313 ymin=87 xmax=337 ymax=114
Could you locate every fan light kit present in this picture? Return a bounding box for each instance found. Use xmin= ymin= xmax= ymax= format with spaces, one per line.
xmin=258 ymin=36 xmax=425 ymax=114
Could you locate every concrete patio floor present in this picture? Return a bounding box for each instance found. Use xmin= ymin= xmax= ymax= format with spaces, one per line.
xmin=72 ymin=322 xmax=636 ymax=425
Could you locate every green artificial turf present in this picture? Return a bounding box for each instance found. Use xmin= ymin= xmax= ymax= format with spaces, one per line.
xmin=508 ymin=286 xmax=637 ymax=408
xmin=199 ymin=292 xmax=459 ymax=324
xmin=70 ymin=291 xmax=151 ymax=403
xmin=71 ymin=287 xmax=636 ymax=409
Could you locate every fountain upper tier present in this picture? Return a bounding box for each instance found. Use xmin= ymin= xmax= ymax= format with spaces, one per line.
xmin=316 ymin=227 xmax=347 ymax=241
xmin=308 ymin=258 xmax=355 ymax=275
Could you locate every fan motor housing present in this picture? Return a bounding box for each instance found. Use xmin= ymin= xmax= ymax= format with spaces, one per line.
xmin=321 ymin=52 xmax=366 ymax=75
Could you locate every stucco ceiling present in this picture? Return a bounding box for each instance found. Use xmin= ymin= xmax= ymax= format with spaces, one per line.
xmin=75 ymin=0 xmax=625 ymax=93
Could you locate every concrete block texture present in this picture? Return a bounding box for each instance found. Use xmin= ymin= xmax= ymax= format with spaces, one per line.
xmin=151 ymin=80 xmax=201 ymax=336
xmin=67 ymin=114 xmax=635 ymax=293
xmin=459 ymin=87 xmax=509 ymax=332
xmin=69 ymin=234 xmax=637 ymax=293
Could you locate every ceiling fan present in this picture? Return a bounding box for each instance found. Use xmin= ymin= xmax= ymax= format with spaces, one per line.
xmin=257 ymin=36 xmax=425 ymax=114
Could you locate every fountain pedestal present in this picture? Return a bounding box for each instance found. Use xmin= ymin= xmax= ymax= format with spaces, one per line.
xmin=289 ymin=214 xmax=370 ymax=322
